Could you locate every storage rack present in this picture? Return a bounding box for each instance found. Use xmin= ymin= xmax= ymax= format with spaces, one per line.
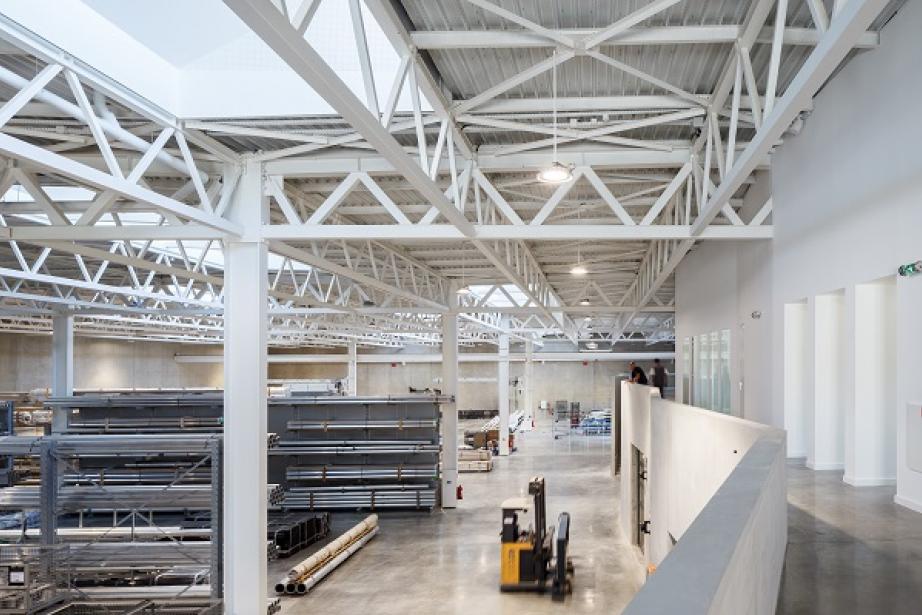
xmin=47 ymin=392 xmax=447 ymax=512
xmin=0 ymin=433 xmax=226 ymax=606
xmin=270 ymin=395 xmax=444 ymax=512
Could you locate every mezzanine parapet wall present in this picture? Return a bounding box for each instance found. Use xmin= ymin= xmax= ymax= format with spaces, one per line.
xmin=620 ymin=382 xmax=786 ymax=615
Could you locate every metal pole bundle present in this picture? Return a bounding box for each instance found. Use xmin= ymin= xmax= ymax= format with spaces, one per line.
xmin=275 ymin=514 xmax=378 ymax=595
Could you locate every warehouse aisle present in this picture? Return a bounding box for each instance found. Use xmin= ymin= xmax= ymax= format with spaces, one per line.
xmin=273 ymin=413 xmax=644 ymax=614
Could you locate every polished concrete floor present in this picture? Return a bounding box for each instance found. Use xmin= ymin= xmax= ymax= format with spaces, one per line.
xmin=779 ymin=461 xmax=922 ymax=615
xmin=274 ymin=416 xmax=644 ymax=614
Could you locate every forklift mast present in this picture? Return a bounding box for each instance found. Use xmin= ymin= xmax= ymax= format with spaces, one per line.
xmin=528 ymin=476 xmax=546 ymax=543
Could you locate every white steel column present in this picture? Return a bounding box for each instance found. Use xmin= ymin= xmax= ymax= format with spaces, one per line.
xmin=498 ymin=334 xmax=510 ymax=456
xmin=347 ymin=342 xmax=358 ymax=396
xmin=51 ymin=311 xmax=73 ymax=432
xmin=522 ymin=340 xmax=534 ymax=431
xmin=441 ymin=291 xmax=459 ymax=508
xmin=222 ymin=159 xmax=268 ymax=614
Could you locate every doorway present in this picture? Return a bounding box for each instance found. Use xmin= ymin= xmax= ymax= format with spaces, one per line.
xmin=631 ymin=445 xmax=648 ymax=553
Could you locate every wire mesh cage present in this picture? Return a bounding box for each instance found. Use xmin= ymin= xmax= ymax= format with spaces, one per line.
xmin=0 ymin=545 xmax=69 ymax=614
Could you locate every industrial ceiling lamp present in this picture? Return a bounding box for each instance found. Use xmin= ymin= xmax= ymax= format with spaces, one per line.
xmin=579 ymin=298 xmax=591 ymax=306
xmin=536 ymin=50 xmax=573 ymax=184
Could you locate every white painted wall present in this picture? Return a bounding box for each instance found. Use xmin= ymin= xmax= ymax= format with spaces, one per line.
xmin=849 ymin=277 xmax=897 ymax=485
xmin=675 ymin=1 xmax=922 ymax=511
xmin=783 ymin=301 xmax=810 ymax=458
xmin=620 ymin=382 xmax=787 ymax=615
xmin=675 ymin=234 xmax=773 ymax=423
xmin=769 ymin=0 xmax=922 ymax=510
xmin=812 ymin=291 xmax=846 ymax=471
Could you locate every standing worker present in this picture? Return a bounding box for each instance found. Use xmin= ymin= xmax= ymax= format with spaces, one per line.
xmin=628 ymin=361 xmax=648 ymax=385
xmin=651 ymin=358 xmax=667 ymax=398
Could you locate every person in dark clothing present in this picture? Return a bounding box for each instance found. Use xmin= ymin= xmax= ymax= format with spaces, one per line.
xmin=651 ymin=358 xmax=667 ymax=398
xmin=629 ymin=361 xmax=648 ymax=385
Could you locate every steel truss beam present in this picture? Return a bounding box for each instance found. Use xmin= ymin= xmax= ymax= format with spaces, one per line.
xmin=409 ymin=25 xmax=879 ymax=50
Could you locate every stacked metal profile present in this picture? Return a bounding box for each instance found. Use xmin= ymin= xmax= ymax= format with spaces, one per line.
xmin=0 ymin=432 xmax=226 ymax=607
xmin=270 ymin=396 xmax=443 ymax=511
xmin=43 ymin=392 xmax=445 ymax=512
xmin=52 ymin=598 xmax=223 ymax=614
xmin=276 ymin=515 xmax=378 ymax=595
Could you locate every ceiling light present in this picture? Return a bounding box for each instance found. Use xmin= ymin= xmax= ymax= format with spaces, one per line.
xmin=536 ymin=162 xmax=573 ymax=184
xmin=579 ymin=298 xmax=591 ymax=306
xmin=456 ymin=286 xmax=473 ymax=296
xmin=586 ymin=341 xmax=598 ymax=349
xmin=536 ymin=49 xmax=573 ymax=186
xmin=570 ymin=264 xmax=588 ymax=276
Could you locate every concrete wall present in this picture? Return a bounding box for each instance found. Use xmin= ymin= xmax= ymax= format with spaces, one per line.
xmin=0 ymin=333 xmax=673 ymax=414
xmin=674 ymin=2 xmax=922 ymax=510
xmin=620 ymin=382 xmax=787 ymax=615
xmin=0 ymin=333 xmax=222 ymax=391
xmin=272 ymin=355 xmax=652 ymax=412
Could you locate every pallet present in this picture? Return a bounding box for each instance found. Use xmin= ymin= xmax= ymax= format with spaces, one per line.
xmin=459 ymin=460 xmax=493 ymax=473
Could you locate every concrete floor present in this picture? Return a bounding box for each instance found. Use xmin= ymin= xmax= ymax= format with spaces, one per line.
xmin=779 ymin=461 xmax=922 ymax=615
xmin=273 ymin=415 xmax=644 ymax=614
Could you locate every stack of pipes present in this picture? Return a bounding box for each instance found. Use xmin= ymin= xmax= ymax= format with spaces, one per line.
xmin=280 ymin=485 xmax=435 ymax=510
xmin=275 ymin=515 xmax=378 ymax=595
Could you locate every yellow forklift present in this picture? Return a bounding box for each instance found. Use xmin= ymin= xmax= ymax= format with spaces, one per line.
xmin=499 ymin=476 xmax=573 ymax=600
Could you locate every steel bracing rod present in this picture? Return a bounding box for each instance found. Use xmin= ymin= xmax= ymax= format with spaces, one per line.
xmin=270 ymin=241 xmax=448 ymax=311
xmin=693 ymin=0 xmax=891 ymax=235
xmin=223 ymin=0 xmax=472 ymax=233
xmin=224 ymin=1 xmax=568 ymax=343
xmin=363 ymin=0 xmax=475 ymax=160
xmin=0 ymin=13 xmax=237 ymax=162
xmin=409 ymin=25 xmax=878 ymax=50
xmin=0 ymin=133 xmax=240 ymax=234
xmin=260 ymin=225 xmax=772 ymax=240
xmin=612 ymin=0 xmax=886 ymax=320
xmin=0 ymin=24 xmax=243 ymax=247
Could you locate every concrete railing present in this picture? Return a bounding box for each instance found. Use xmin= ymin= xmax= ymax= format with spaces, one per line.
xmin=620 ymin=383 xmax=786 ymax=615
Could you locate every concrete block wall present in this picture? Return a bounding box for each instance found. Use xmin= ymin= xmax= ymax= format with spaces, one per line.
xmin=271 ymin=355 xmax=649 ymax=412
xmin=0 ymin=333 xmax=222 ymax=392
xmin=0 ymin=333 xmax=671 ymax=414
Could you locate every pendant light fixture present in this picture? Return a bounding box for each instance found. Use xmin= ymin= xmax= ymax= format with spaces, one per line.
xmin=456 ymin=249 xmax=472 ymax=296
xmin=570 ymin=207 xmax=587 ymax=275
xmin=537 ymin=49 xmax=573 ymax=184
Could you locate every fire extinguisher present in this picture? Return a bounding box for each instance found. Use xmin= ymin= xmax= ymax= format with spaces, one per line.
xmin=456 ymin=484 xmax=464 ymax=500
